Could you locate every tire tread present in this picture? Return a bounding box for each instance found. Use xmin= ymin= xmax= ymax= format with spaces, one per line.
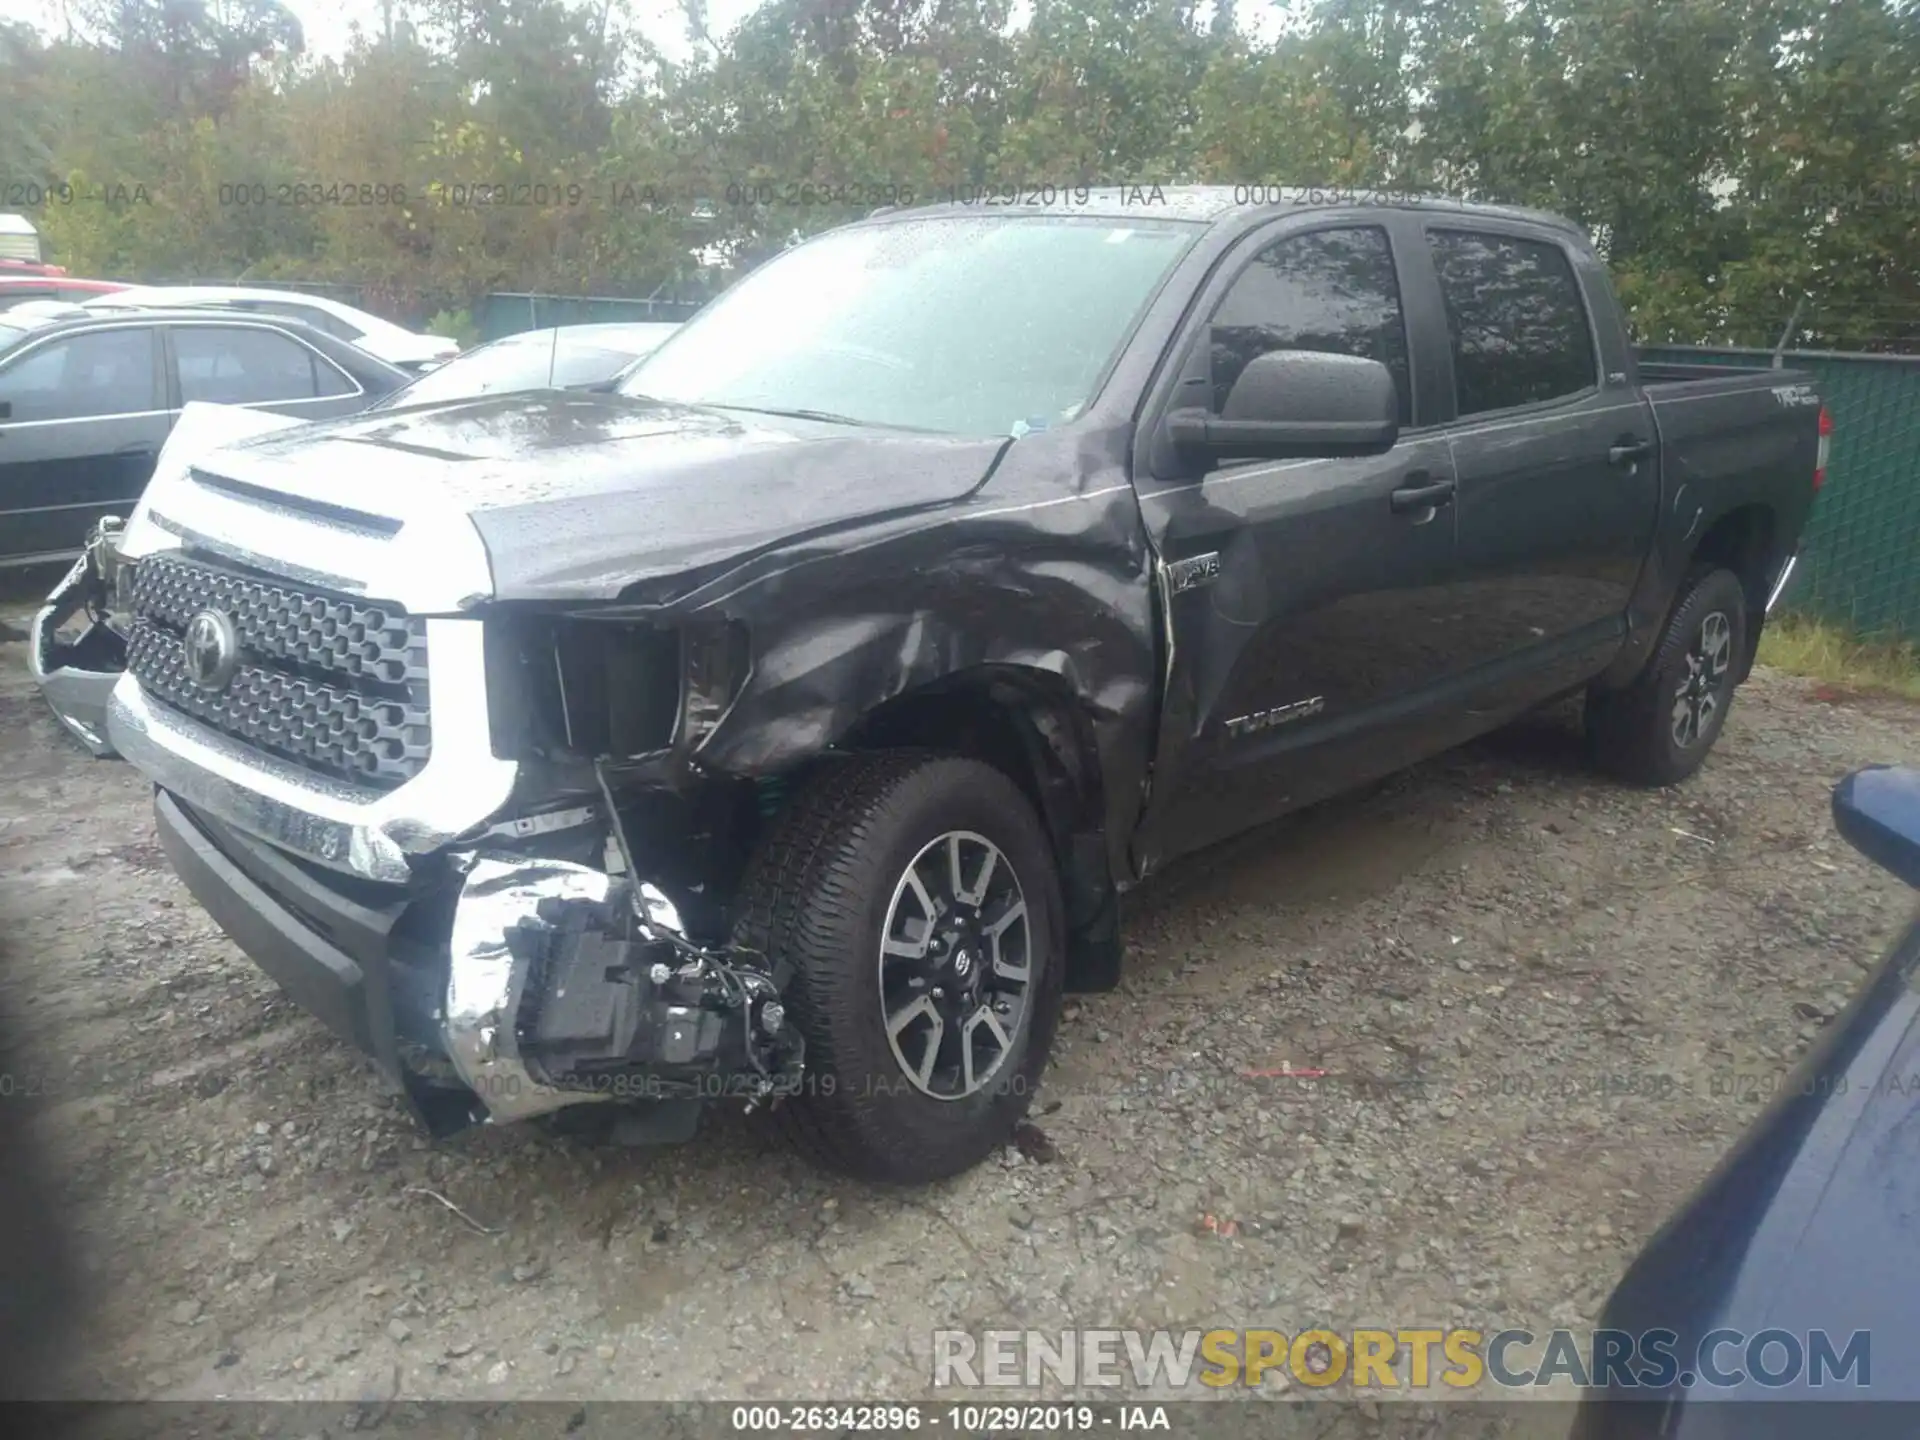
xmin=731 ymin=751 xmax=1060 ymax=1181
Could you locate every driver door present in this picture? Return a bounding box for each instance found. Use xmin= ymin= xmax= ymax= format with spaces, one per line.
xmin=1129 ymin=218 xmax=1471 ymax=869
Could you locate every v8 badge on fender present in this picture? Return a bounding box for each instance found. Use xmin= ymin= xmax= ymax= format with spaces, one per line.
xmin=1167 ymin=551 xmax=1222 ymax=595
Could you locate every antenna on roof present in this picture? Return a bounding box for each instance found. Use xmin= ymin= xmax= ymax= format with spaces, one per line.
xmin=547 ymin=322 xmax=559 ymax=391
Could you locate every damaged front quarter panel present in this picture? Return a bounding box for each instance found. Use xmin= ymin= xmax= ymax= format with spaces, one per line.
xmin=467 ymin=426 xmax=1157 ymax=1015
xmin=663 ymin=428 xmax=1162 ymax=891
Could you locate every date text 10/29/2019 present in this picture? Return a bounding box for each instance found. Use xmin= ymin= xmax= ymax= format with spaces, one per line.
xmin=729 ymin=1406 xmax=1170 ymax=1432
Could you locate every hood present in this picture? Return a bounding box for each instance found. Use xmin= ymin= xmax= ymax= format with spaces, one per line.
xmin=127 ymin=402 xmax=311 ymax=528
xmin=154 ymin=391 xmax=1011 ymax=603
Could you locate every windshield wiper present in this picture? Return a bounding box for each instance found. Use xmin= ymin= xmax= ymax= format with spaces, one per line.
xmin=702 ymin=403 xmax=874 ymax=428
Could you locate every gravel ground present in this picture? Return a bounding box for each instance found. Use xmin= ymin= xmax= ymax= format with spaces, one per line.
xmin=3 ymin=595 xmax=1917 ymax=1411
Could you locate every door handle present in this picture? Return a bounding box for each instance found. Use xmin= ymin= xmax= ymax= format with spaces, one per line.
xmin=1609 ymin=437 xmax=1655 ymax=466
xmin=1390 ymin=474 xmax=1456 ymax=514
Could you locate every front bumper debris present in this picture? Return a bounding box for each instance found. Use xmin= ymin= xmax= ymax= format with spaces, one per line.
xmin=446 ymin=855 xmax=802 ymax=1124
xmin=154 ymin=789 xmax=802 ymax=1136
xmin=30 ymin=523 xmax=130 ymax=757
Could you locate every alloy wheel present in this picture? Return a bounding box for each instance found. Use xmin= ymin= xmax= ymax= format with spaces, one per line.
xmin=877 ymin=830 xmax=1032 ymax=1100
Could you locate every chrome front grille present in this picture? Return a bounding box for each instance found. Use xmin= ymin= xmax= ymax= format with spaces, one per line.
xmin=124 ymin=553 xmax=431 ymax=789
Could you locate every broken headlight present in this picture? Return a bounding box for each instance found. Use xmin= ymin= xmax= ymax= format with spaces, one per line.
xmin=485 ymin=612 xmax=748 ymax=761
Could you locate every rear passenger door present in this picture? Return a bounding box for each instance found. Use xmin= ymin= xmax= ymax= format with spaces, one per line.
xmin=165 ymin=322 xmax=366 ymax=418
xmin=1418 ymin=224 xmax=1659 ymax=706
xmin=0 ymin=324 xmax=168 ymax=561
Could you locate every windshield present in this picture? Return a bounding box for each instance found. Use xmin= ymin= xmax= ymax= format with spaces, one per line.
xmin=617 ymin=216 xmax=1200 ymax=437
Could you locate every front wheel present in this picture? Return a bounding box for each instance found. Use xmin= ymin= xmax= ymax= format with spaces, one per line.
xmin=731 ymin=753 xmax=1066 ymax=1182
xmin=1587 ymin=566 xmax=1749 ymax=787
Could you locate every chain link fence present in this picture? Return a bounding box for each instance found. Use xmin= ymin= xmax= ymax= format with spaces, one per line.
xmin=1641 ymin=345 xmax=1920 ymax=642
xmin=474 ymin=291 xmax=707 ymax=342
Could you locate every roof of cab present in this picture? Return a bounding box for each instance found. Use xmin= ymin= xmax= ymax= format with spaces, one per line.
xmin=862 ymin=183 xmax=1589 ymax=239
xmin=0 ymin=305 xmax=353 ymax=346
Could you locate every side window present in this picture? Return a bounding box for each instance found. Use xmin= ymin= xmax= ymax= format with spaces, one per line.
xmin=311 ymin=350 xmax=357 ymax=397
xmin=1207 ymin=226 xmax=1412 ymax=424
xmin=0 ymin=328 xmax=158 ymax=422
xmin=1428 ymin=230 xmax=1597 ymax=416
xmin=174 ymin=326 xmax=324 ymax=404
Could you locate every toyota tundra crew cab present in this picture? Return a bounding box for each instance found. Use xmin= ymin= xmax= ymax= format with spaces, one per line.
xmin=104 ymin=189 xmax=1828 ymax=1182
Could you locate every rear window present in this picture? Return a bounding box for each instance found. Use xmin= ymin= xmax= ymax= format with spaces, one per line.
xmin=174 ymin=325 xmax=349 ymax=404
xmin=1428 ymin=230 xmax=1597 ymax=416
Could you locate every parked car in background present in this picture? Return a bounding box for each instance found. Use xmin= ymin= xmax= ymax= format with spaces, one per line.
xmin=29 ymin=322 xmax=676 ymax=756
xmin=1 ymin=307 xmax=409 ymax=566
xmin=0 ymin=275 xmax=128 ymax=310
xmin=0 ymin=301 xmax=93 ymax=324
xmin=14 ymin=311 xmax=408 ymax=752
xmin=378 ymin=321 xmax=681 ymax=407
xmin=1573 ymin=764 xmax=1920 ymax=1438
xmin=83 ymin=285 xmax=460 ymax=371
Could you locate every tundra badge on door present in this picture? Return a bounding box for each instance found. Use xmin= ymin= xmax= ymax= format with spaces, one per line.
xmin=1226 ymin=696 xmax=1325 ymax=738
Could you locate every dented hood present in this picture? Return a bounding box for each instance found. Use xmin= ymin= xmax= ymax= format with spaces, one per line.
xmin=187 ymin=391 xmax=1011 ymax=603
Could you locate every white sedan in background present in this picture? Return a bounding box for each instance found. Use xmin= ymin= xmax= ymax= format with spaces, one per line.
xmin=83 ymin=285 xmax=460 ymax=371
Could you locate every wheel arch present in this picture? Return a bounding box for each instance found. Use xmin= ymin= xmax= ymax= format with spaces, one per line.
xmin=1600 ymin=499 xmax=1782 ymax=692
xmin=837 ymin=666 xmax=1123 ymax=992
xmin=1687 ymin=503 xmax=1778 ymax=683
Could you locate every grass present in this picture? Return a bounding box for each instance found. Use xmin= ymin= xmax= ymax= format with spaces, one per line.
xmin=1759 ymin=613 xmax=1920 ymax=700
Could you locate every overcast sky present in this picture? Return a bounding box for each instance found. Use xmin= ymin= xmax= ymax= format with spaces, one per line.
xmin=5 ymin=0 xmax=764 ymax=65
xmin=9 ymin=0 xmax=1297 ymax=65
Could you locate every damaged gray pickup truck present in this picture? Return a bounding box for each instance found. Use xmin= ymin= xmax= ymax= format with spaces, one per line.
xmin=106 ymin=189 xmax=1827 ymax=1182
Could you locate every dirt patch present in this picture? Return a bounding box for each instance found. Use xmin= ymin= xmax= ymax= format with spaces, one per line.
xmin=3 ymin=596 xmax=1917 ymax=1403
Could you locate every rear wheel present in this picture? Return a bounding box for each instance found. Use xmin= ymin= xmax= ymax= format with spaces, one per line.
xmin=1587 ymin=566 xmax=1748 ymax=786
xmin=732 ymin=752 xmax=1066 ymax=1182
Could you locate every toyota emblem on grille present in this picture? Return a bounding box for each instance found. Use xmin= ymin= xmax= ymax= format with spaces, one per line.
xmin=182 ymin=609 xmax=240 ymax=690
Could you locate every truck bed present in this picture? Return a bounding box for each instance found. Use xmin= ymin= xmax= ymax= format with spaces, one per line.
xmin=1636 ymin=356 xmax=1790 ymax=386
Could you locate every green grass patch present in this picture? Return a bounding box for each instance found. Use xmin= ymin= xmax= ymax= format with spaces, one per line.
xmin=1759 ymin=613 xmax=1920 ymax=700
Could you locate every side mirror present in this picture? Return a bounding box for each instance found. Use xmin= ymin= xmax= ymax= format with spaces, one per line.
xmin=1833 ymin=766 xmax=1920 ymax=889
xmin=0 ymin=400 xmax=11 ymax=421
xmin=1167 ymin=349 xmax=1399 ymax=464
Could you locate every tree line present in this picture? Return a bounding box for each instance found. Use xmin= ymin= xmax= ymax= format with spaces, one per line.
xmin=4 ymin=0 xmax=1919 ymax=350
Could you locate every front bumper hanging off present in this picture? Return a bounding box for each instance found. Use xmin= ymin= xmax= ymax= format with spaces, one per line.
xmin=153 ymin=791 xmax=802 ymax=1137
xmin=29 ymin=521 xmax=130 ymax=757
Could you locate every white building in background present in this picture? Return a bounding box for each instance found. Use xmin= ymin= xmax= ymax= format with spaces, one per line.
xmin=0 ymin=214 xmax=43 ymax=263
